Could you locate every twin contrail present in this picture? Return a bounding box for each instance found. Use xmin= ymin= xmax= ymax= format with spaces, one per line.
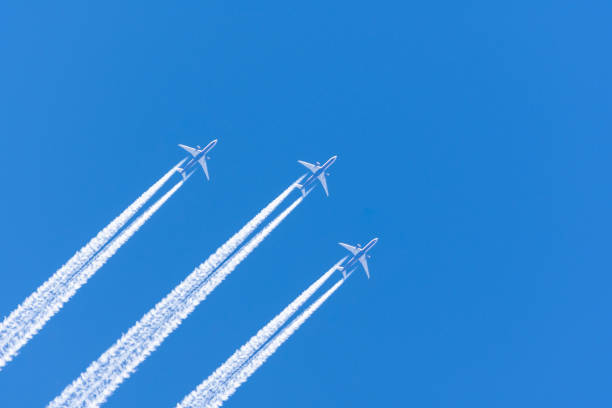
xmin=0 ymin=161 xmax=184 ymax=370
xmin=49 ymin=179 xmax=304 ymax=408
xmin=2 ymin=143 xmax=355 ymax=408
xmin=182 ymin=277 xmax=346 ymax=408
xmin=177 ymin=259 xmax=346 ymax=408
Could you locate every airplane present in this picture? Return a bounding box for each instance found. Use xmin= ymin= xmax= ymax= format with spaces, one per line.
xmin=337 ymin=238 xmax=378 ymax=279
xmin=296 ymin=155 xmax=338 ymax=196
xmin=177 ymin=139 xmax=218 ymax=180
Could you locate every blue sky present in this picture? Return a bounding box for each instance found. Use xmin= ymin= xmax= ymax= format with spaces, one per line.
xmin=1 ymin=1 xmax=611 ymax=407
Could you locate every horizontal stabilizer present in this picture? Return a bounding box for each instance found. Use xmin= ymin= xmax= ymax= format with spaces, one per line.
xmin=295 ymin=183 xmax=306 ymax=197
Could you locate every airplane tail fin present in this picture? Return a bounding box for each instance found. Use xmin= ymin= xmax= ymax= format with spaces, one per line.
xmin=295 ymin=183 xmax=306 ymax=197
xmin=337 ymin=265 xmax=348 ymax=279
xmin=297 ymin=185 xmax=317 ymax=197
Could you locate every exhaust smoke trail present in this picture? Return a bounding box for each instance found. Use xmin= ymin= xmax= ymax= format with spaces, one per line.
xmin=4 ymin=178 xmax=185 ymax=372
xmin=49 ymin=180 xmax=303 ymax=408
xmin=181 ymin=278 xmax=346 ymax=408
xmin=179 ymin=258 xmax=346 ymax=408
xmin=0 ymin=161 xmax=183 ymax=370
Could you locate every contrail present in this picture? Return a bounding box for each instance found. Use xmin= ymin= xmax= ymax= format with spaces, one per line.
xmin=178 ymin=258 xmax=346 ymax=408
xmin=0 ymin=161 xmax=183 ymax=370
xmin=4 ymin=178 xmax=185 ymax=372
xmin=49 ymin=180 xmax=304 ymax=408
xmin=182 ymin=278 xmax=346 ymax=408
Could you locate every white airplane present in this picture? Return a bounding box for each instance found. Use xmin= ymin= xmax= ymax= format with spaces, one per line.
xmin=337 ymin=238 xmax=378 ymax=279
xmin=296 ymin=155 xmax=338 ymax=196
xmin=177 ymin=139 xmax=218 ymax=180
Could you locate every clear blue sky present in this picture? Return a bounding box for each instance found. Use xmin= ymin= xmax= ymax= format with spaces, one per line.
xmin=1 ymin=1 xmax=611 ymax=407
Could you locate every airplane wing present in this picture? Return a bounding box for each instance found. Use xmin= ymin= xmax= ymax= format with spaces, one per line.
xmin=297 ymin=160 xmax=320 ymax=173
xmin=339 ymin=242 xmax=359 ymax=255
xmin=359 ymin=256 xmax=370 ymax=279
xmin=198 ymin=157 xmax=210 ymax=180
xmin=178 ymin=144 xmax=200 ymax=157
xmin=317 ymin=174 xmax=329 ymax=196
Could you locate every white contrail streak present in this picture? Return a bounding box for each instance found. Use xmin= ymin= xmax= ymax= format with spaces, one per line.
xmin=49 ymin=180 xmax=303 ymax=408
xmin=0 ymin=161 xmax=183 ymax=370
xmin=6 ymin=178 xmax=185 ymax=371
xmin=185 ymin=278 xmax=345 ymax=408
xmin=178 ymin=258 xmax=346 ymax=408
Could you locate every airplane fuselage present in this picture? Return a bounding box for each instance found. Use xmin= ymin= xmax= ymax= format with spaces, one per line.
xmin=301 ymin=156 xmax=337 ymax=190
xmin=342 ymin=238 xmax=378 ymax=272
xmin=183 ymin=140 xmax=217 ymax=173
